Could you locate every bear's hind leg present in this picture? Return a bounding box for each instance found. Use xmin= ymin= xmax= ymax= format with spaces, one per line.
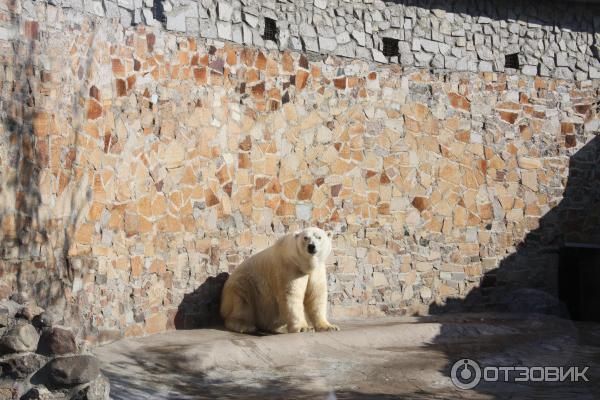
xmin=223 ymin=292 xmax=256 ymax=334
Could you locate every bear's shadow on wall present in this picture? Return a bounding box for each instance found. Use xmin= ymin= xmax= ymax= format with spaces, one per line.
xmin=174 ymin=272 xmax=229 ymax=330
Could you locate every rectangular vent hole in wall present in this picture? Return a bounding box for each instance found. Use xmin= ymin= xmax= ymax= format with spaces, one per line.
xmin=504 ymin=53 xmax=520 ymax=69
xmin=263 ymin=18 xmax=278 ymax=42
xmin=559 ymin=244 xmax=600 ymax=322
xmin=382 ymin=37 xmax=399 ymax=58
xmin=151 ymin=0 xmax=167 ymax=24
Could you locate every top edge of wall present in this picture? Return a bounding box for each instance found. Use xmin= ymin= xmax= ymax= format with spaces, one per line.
xmin=6 ymin=0 xmax=600 ymax=81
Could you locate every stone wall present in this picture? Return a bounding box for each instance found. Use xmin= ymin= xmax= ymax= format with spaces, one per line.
xmin=0 ymin=0 xmax=599 ymax=343
xmin=11 ymin=0 xmax=600 ymax=80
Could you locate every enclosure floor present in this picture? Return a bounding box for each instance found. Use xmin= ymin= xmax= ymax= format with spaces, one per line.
xmin=94 ymin=314 xmax=600 ymax=399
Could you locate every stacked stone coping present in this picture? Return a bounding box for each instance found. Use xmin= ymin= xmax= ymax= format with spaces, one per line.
xmin=9 ymin=0 xmax=600 ymax=81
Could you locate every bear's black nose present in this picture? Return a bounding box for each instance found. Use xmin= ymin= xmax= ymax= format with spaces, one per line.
xmin=307 ymin=244 xmax=316 ymax=254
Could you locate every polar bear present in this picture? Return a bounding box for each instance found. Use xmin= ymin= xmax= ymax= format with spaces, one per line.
xmin=220 ymin=227 xmax=339 ymax=334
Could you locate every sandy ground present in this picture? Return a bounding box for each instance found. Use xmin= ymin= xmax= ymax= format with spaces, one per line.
xmin=94 ymin=314 xmax=600 ymax=399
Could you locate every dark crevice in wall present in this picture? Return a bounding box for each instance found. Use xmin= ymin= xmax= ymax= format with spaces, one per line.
xmin=151 ymin=0 xmax=167 ymax=25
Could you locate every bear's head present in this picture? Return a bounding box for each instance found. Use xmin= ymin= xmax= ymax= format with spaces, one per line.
xmin=294 ymin=227 xmax=332 ymax=262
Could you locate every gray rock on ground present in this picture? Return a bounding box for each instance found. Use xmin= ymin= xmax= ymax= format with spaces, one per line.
xmin=20 ymin=386 xmax=66 ymax=400
xmin=37 ymin=328 xmax=77 ymax=356
xmin=70 ymin=374 xmax=111 ymax=400
xmin=34 ymin=355 xmax=102 ymax=389
xmin=0 ymin=323 xmax=39 ymax=355
xmin=0 ymin=352 xmax=47 ymax=379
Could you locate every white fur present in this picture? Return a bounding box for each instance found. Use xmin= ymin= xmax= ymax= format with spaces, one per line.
xmin=220 ymin=227 xmax=339 ymax=334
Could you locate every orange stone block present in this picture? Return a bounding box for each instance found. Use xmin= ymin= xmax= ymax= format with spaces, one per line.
xmin=86 ymin=99 xmax=102 ymax=119
xmin=276 ymin=201 xmax=295 ymax=216
xmin=265 ymin=179 xmax=281 ymax=194
xmin=74 ymin=223 xmax=94 ymax=245
xmin=241 ymin=48 xmax=255 ymax=66
xmin=226 ymin=48 xmax=237 ymax=66
xmin=251 ymin=82 xmax=265 ymax=99
xmin=112 ymin=58 xmax=125 ymax=77
xmin=298 ymin=184 xmax=314 ymax=200
xmin=334 ymin=77 xmax=346 ymax=90
xmin=205 ymin=189 xmax=220 ymax=207
xmin=127 ymin=75 xmax=136 ymax=90
xmin=255 ymin=51 xmax=267 ymax=70
xmin=116 ymin=79 xmax=127 ymax=96
xmin=239 ymin=135 xmax=252 ymax=151
xmin=282 ymin=52 xmax=294 ymax=73
xmin=238 ymin=153 xmax=251 ymax=169
xmin=131 ymin=256 xmax=143 ymax=278
xmin=255 ymin=177 xmax=269 ymax=190
xmin=32 ymin=111 xmax=49 ymax=137
xmin=411 ymin=197 xmax=429 ymax=212
xmin=499 ymin=111 xmax=518 ymax=124
xmin=560 ymin=122 xmax=574 ymax=134
xmin=296 ymin=70 xmax=309 ymax=90
xmin=455 ymin=130 xmax=470 ymax=142
xmin=245 ymin=68 xmax=259 ymax=82
xmin=145 ymin=313 xmax=167 ymax=335
xmin=24 ymin=20 xmax=38 ymax=40
xmin=495 ymin=101 xmax=520 ymax=111
xmin=447 ymin=92 xmax=470 ymax=111
xmin=194 ymin=67 xmax=207 ymax=85
xmin=88 ymin=202 xmax=104 ymax=222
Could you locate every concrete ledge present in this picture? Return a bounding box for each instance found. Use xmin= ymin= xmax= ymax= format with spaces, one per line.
xmin=94 ymin=314 xmax=598 ymax=399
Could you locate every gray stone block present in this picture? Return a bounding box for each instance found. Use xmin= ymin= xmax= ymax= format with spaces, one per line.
xmin=242 ymin=22 xmax=253 ymax=45
xmin=336 ymin=43 xmax=355 ymax=58
xmin=336 ymin=31 xmax=351 ymax=44
xmin=102 ymin=0 xmax=119 ymax=19
xmin=314 ymin=0 xmax=327 ymax=10
xmin=414 ymin=52 xmax=433 ymax=66
xmin=229 ymin=23 xmax=242 ymax=43
xmin=117 ymin=0 xmax=134 ymax=11
xmin=199 ymin=19 xmax=218 ymax=39
xmin=218 ymin=1 xmax=233 ymax=22
xmin=302 ymin=36 xmax=319 ymax=52
xmin=521 ymin=65 xmax=538 ymax=76
xmin=217 ymin=20 xmax=233 ymax=40
xmin=420 ymin=39 xmax=439 ymax=53
xmin=300 ymin=22 xmax=317 ymax=37
xmin=556 ymin=52 xmax=569 ymax=67
xmin=142 ymin=8 xmax=154 ymax=25
xmin=119 ymin=8 xmax=133 ymax=28
xmin=243 ymin=12 xmax=258 ymax=28
xmin=319 ymin=36 xmax=337 ymax=52
xmin=352 ymin=29 xmax=366 ymax=46
xmin=372 ymin=49 xmax=387 ymax=63
xmin=166 ymin=10 xmax=186 ymax=32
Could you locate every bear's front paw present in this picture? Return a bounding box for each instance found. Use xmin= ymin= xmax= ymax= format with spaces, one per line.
xmin=288 ymin=324 xmax=312 ymax=333
xmin=315 ymin=323 xmax=340 ymax=332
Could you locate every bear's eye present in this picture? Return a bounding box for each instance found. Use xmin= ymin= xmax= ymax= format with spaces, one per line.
xmin=304 ymin=236 xmax=308 ymax=241
xmin=316 ymin=235 xmax=321 ymax=240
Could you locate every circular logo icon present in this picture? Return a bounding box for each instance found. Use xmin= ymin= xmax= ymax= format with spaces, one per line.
xmin=450 ymin=358 xmax=482 ymax=390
